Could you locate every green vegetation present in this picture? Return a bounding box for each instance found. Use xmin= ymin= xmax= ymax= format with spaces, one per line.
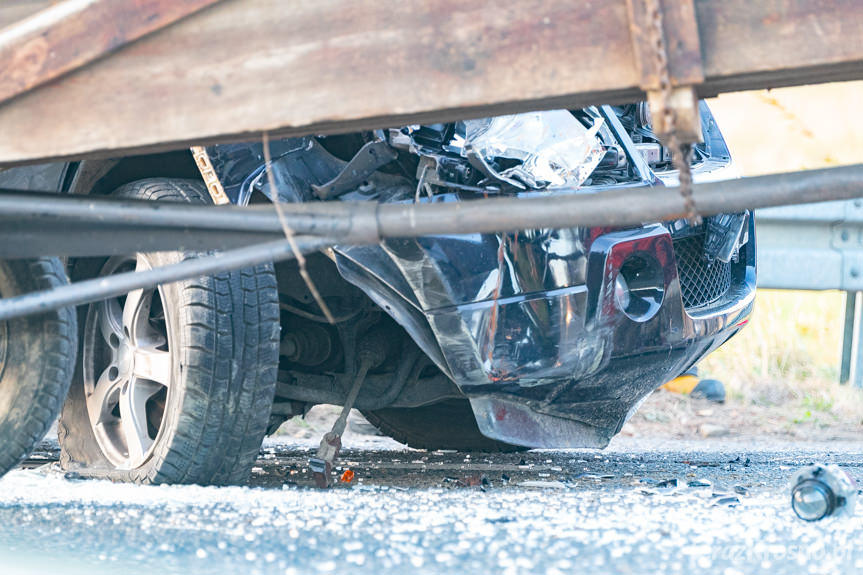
xmin=701 ymin=289 xmax=863 ymax=425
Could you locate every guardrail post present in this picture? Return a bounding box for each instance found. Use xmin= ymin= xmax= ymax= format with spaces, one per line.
xmin=840 ymin=291 xmax=858 ymax=385
xmin=853 ymin=292 xmax=863 ymax=388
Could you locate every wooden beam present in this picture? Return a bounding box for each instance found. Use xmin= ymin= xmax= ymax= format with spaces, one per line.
xmin=0 ymin=0 xmax=861 ymax=165
xmin=0 ymin=0 xmax=224 ymax=107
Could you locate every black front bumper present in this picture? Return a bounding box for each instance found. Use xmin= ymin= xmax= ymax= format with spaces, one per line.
xmin=336 ymin=214 xmax=755 ymax=448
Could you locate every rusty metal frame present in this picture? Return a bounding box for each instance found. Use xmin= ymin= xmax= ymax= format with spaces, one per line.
xmin=625 ymin=0 xmax=705 ymax=221
xmin=625 ymin=0 xmax=704 ymax=142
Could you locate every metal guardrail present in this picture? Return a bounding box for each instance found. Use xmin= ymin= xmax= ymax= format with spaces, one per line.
xmin=757 ymin=198 xmax=863 ymax=386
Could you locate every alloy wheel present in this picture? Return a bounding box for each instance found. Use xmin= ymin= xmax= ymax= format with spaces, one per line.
xmin=82 ymin=255 xmax=173 ymax=469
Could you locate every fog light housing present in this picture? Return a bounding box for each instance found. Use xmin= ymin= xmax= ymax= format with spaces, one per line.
xmin=790 ymin=463 xmax=856 ymax=521
xmin=791 ymin=479 xmax=834 ymax=521
xmin=615 ymin=254 xmax=664 ymax=322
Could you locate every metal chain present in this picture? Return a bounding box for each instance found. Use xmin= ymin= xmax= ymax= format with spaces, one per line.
xmin=674 ymin=142 xmax=698 ymax=224
xmin=645 ymin=0 xmax=701 ymax=225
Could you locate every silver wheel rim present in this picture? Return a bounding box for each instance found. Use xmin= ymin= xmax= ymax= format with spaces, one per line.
xmin=83 ymin=254 xmax=173 ymax=469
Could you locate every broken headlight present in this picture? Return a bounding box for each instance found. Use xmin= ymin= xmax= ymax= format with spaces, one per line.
xmin=460 ymin=110 xmax=605 ymax=190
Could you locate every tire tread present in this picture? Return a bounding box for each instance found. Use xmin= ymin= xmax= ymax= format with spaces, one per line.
xmin=58 ymin=178 xmax=279 ymax=485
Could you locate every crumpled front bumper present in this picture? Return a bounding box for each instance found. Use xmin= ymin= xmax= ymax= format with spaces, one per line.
xmin=335 ymin=215 xmax=755 ymax=448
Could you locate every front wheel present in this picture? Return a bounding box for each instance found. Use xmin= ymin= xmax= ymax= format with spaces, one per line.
xmin=58 ymin=179 xmax=280 ymax=485
xmin=0 ymin=258 xmax=77 ymax=478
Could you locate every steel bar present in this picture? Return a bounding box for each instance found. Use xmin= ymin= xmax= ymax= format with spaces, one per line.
xmin=855 ymin=300 xmax=863 ymax=389
xmin=0 ymin=164 xmax=860 ymax=318
xmin=0 ymin=0 xmax=223 ymax=107
xmin=840 ymin=291 xmax=857 ymax=385
xmin=1 ymin=164 xmax=861 ymax=259
xmin=0 ymin=189 xmax=375 ymax=256
xmin=0 ymin=237 xmax=332 ymax=321
xmin=0 ymin=224 xmax=279 ymax=258
xmin=0 ymin=0 xmax=862 ymax=164
xmin=0 ymin=190 xmax=375 ymax=237
xmin=374 ymin=166 xmax=863 ymax=238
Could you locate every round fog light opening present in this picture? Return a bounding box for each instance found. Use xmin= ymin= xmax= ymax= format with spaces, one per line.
xmin=614 ymin=274 xmax=630 ymax=312
xmin=614 ymin=254 xmax=665 ymax=322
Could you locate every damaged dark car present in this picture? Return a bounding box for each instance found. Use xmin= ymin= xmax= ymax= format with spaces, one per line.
xmin=0 ymin=102 xmax=754 ymax=484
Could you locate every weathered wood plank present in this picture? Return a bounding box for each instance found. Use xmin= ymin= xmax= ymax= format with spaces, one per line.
xmin=0 ymin=0 xmax=859 ymax=165
xmin=0 ymin=0 xmax=641 ymax=165
xmin=698 ymin=0 xmax=863 ymax=92
xmin=0 ymin=0 xmax=224 ymax=107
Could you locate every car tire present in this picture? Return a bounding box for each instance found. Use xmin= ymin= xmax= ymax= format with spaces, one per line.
xmin=0 ymin=258 xmax=77 ymax=478
xmin=58 ymin=178 xmax=280 ymax=485
xmin=363 ymin=399 xmax=526 ymax=452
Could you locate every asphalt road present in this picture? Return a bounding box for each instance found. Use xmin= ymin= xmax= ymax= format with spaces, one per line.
xmin=1 ymin=436 xmax=861 ymax=574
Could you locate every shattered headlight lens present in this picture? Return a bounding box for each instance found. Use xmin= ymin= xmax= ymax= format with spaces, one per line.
xmin=460 ymin=110 xmax=605 ymax=190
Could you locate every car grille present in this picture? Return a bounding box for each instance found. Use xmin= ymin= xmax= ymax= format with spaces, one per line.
xmin=672 ymin=233 xmax=732 ymax=310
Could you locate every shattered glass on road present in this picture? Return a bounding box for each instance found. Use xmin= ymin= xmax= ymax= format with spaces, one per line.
xmin=1 ymin=437 xmax=862 ymax=575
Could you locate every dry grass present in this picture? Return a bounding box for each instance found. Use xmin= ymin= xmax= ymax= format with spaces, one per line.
xmin=623 ymin=290 xmax=863 ymax=441
xmin=635 ymin=82 xmax=863 ymax=436
xmin=699 ymin=290 xmax=863 ymax=431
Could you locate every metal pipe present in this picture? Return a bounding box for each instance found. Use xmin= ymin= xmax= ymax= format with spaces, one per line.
xmin=840 ymin=291 xmax=857 ymax=384
xmin=2 ymin=165 xmax=862 ymax=253
xmin=374 ymin=165 xmax=863 ymax=237
xmin=0 ymin=164 xmax=861 ymax=320
xmin=0 ymin=191 xmax=377 ymax=241
xmin=0 ymin=237 xmax=333 ymax=321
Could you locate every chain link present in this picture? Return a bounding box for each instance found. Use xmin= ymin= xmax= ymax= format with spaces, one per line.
xmin=644 ymin=0 xmax=701 ymax=225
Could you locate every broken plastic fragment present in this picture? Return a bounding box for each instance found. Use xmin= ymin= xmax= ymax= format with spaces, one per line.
xmin=711 ymin=496 xmax=740 ymax=507
xmin=340 ymin=469 xmax=355 ymax=483
xmin=519 ymin=480 xmax=567 ymax=489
